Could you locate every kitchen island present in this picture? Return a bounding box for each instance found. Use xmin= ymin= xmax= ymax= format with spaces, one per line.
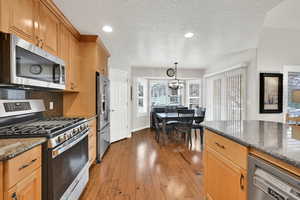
xmin=203 ymin=120 xmax=300 ymax=200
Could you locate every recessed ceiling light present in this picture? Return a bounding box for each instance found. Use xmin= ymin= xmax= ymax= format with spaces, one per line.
xmin=102 ymin=25 xmax=113 ymax=33
xmin=184 ymin=32 xmax=194 ymax=38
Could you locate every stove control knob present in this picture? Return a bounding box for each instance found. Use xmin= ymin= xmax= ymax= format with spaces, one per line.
xmin=73 ymin=129 xmax=77 ymax=134
xmin=58 ymin=135 xmax=65 ymax=143
xmin=81 ymin=125 xmax=85 ymax=131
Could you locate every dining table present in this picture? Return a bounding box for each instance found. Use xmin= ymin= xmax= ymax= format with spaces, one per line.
xmin=155 ymin=112 xmax=205 ymax=144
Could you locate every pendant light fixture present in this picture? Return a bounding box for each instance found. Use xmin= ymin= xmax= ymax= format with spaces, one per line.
xmin=167 ymin=62 xmax=184 ymax=90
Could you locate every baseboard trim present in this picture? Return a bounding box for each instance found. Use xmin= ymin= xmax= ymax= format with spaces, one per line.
xmin=131 ymin=126 xmax=150 ymax=133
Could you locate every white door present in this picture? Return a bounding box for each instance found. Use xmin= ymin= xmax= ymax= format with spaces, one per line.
xmin=109 ymin=69 xmax=130 ymax=143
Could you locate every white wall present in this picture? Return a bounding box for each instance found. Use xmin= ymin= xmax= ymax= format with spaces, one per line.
xmin=131 ymin=67 xmax=205 ymax=131
xmin=257 ymin=27 xmax=300 ymax=72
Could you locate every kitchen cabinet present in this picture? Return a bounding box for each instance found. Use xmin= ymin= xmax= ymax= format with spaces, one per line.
xmin=7 ymin=0 xmax=38 ymax=44
xmin=6 ymin=0 xmax=59 ymax=56
xmin=37 ymin=1 xmax=59 ymax=56
xmin=205 ymin=147 xmax=247 ymax=200
xmin=59 ymin=23 xmax=79 ymax=91
xmin=204 ymin=130 xmax=247 ymax=200
xmin=88 ymin=119 xmax=97 ymax=165
xmin=69 ymin=34 xmax=79 ymax=91
xmin=97 ymin=43 xmax=109 ymax=76
xmin=5 ymin=168 xmax=41 ymax=200
xmin=2 ymin=145 xmax=42 ymax=200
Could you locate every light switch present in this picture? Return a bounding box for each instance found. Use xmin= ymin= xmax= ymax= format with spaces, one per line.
xmin=49 ymin=102 xmax=54 ymax=110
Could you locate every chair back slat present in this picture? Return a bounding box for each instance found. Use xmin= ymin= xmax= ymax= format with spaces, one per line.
xmin=177 ymin=109 xmax=195 ymax=125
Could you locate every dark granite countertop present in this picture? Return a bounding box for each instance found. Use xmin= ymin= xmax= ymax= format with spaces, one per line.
xmin=203 ymin=120 xmax=300 ymax=168
xmin=0 ymin=138 xmax=46 ymax=161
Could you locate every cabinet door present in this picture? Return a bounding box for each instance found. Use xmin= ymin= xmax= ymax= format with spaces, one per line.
xmin=5 ymin=168 xmax=41 ymax=200
xmin=8 ymin=0 xmax=37 ymax=44
xmin=69 ymin=34 xmax=79 ymax=90
xmin=205 ymin=148 xmax=246 ymax=200
xmin=88 ymin=119 xmax=97 ymax=164
xmin=58 ymin=24 xmax=70 ymax=89
xmin=38 ymin=2 xmax=59 ymax=55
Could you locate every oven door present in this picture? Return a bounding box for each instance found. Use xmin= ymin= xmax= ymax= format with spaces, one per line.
xmin=47 ymin=130 xmax=89 ymax=200
xmin=10 ymin=34 xmax=66 ymax=89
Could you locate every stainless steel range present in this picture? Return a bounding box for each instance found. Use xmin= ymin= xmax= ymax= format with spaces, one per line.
xmin=0 ymin=99 xmax=89 ymax=200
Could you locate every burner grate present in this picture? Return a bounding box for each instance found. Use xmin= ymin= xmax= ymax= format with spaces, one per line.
xmin=0 ymin=117 xmax=86 ymax=137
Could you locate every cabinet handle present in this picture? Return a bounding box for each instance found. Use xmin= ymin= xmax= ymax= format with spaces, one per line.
xmin=215 ymin=142 xmax=225 ymax=149
xmin=240 ymin=174 xmax=245 ymax=190
xmin=11 ymin=192 xmax=18 ymax=200
xmin=18 ymin=158 xmax=37 ymax=171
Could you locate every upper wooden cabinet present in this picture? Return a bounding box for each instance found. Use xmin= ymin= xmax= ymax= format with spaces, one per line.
xmin=37 ymin=1 xmax=59 ymax=56
xmin=5 ymin=0 xmax=60 ymax=55
xmin=59 ymin=24 xmax=79 ymax=91
xmin=7 ymin=0 xmax=38 ymax=44
xmin=69 ymin=34 xmax=79 ymax=90
xmin=96 ymin=42 xmax=109 ymax=76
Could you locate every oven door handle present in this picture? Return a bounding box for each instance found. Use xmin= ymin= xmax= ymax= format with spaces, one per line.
xmin=52 ymin=129 xmax=89 ymax=158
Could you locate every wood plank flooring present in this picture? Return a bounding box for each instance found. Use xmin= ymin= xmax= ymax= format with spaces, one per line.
xmin=80 ymin=129 xmax=204 ymax=200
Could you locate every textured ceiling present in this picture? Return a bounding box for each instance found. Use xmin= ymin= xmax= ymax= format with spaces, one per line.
xmin=264 ymin=0 xmax=300 ymax=30
xmin=54 ymin=0 xmax=282 ymax=69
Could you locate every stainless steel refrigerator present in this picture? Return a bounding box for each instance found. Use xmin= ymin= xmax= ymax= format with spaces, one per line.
xmin=96 ymin=72 xmax=110 ymax=162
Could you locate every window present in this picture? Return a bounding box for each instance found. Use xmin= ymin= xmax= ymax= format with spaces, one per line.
xmin=205 ymin=66 xmax=246 ymax=121
xmin=137 ymin=78 xmax=148 ymax=114
xmin=149 ymin=80 xmax=186 ymax=107
xmin=187 ymin=80 xmax=202 ymax=109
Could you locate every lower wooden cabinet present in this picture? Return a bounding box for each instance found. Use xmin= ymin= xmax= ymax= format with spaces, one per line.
xmin=5 ymin=167 xmax=41 ymax=200
xmin=205 ymin=147 xmax=247 ymax=200
xmin=204 ymin=130 xmax=247 ymax=200
xmin=0 ymin=145 xmax=42 ymax=200
xmin=88 ymin=119 xmax=97 ymax=165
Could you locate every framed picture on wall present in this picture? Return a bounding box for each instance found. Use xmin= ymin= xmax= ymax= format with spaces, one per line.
xmin=259 ymin=73 xmax=283 ymax=113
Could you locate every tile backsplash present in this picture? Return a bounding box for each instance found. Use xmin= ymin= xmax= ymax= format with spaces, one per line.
xmin=0 ymin=88 xmax=63 ymax=117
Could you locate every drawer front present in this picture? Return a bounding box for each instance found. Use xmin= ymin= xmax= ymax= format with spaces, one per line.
xmin=4 ymin=145 xmax=42 ymax=189
xmin=205 ymin=130 xmax=248 ymax=169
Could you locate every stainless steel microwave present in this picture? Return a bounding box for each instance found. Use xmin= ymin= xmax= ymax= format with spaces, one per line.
xmin=0 ymin=32 xmax=66 ymax=89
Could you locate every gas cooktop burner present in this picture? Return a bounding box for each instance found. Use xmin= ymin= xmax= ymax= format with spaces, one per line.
xmin=0 ymin=117 xmax=86 ymax=138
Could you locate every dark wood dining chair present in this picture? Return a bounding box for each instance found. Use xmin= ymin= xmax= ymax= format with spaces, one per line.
xmin=175 ymin=109 xmax=195 ymax=147
xmin=192 ymin=108 xmax=206 ymax=146
xmin=153 ymin=114 xmax=162 ymax=143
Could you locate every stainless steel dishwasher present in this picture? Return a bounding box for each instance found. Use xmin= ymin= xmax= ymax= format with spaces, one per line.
xmin=248 ymin=155 xmax=300 ymax=200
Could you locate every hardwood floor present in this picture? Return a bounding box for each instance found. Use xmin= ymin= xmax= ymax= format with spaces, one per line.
xmin=80 ymin=129 xmax=205 ymax=200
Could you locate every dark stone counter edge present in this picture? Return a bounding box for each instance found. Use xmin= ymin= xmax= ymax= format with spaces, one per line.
xmin=203 ymin=126 xmax=300 ymax=169
xmin=0 ymin=138 xmax=47 ymax=162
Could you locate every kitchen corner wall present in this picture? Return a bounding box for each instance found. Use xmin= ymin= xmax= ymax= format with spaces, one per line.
xmin=0 ymin=88 xmax=63 ymax=117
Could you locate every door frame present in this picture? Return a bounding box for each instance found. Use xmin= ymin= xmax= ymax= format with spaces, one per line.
xmin=283 ymin=65 xmax=300 ymax=122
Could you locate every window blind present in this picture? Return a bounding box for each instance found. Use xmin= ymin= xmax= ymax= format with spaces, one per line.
xmin=205 ymin=66 xmax=247 ymax=121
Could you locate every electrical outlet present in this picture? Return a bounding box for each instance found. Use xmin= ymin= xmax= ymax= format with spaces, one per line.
xmin=49 ymin=102 xmax=54 ymax=110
